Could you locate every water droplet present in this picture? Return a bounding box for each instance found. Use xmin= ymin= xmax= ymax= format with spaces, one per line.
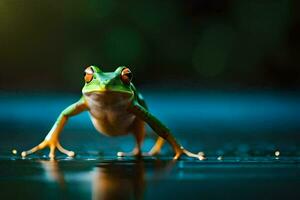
xmin=12 ymin=149 xmax=17 ymax=155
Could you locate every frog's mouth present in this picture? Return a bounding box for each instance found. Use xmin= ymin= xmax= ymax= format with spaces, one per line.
xmin=83 ymin=89 xmax=133 ymax=97
xmin=84 ymin=90 xmax=134 ymax=107
xmin=83 ymin=89 xmax=134 ymax=102
xmin=82 ymin=84 xmax=134 ymax=96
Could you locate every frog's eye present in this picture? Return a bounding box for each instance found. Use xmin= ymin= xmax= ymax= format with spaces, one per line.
xmin=84 ymin=66 xmax=94 ymax=83
xmin=120 ymin=68 xmax=132 ymax=84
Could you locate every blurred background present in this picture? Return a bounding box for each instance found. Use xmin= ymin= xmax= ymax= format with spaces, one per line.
xmin=0 ymin=0 xmax=299 ymax=91
xmin=1 ymin=1 xmax=300 ymax=200
xmin=0 ymin=0 xmax=300 ymax=153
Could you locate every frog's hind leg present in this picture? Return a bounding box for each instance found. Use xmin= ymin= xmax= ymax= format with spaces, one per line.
xmin=117 ymin=119 xmax=145 ymax=157
xmin=146 ymin=137 xmax=165 ymax=156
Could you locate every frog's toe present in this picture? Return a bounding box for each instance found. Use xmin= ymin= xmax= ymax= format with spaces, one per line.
xmin=117 ymin=152 xmax=126 ymax=157
xmin=67 ymin=151 xmax=75 ymax=157
xmin=182 ymin=149 xmax=206 ymax=160
xmin=21 ymin=140 xmax=48 ymax=158
xmin=117 ymin=151 xmax=135 ymax=157
xmin=117 ymin=148 xmax=141 ymax=157
xmin=49 ymin=153 xmax=55 ymax=159
xmin=56 ymin=142 xmax=75 ymax=157
xmin=21 ymin=151 xmax=27 ymax=157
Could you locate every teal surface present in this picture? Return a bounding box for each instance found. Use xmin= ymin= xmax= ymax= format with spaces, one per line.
xmin=0 ymin=91 xmax=300 ymax=199
xmin=0 ymin=156 xmax=300 ymax=200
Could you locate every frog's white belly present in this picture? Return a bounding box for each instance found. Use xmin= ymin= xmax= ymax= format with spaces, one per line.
xmin=84 ymin=92 xmax=136 ymax=136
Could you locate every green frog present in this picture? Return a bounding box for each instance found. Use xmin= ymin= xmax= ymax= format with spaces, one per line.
xmin=21 ymin=66 xmax=201 ymax=160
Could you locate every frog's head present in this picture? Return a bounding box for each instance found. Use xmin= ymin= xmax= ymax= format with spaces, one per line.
xmin=82 ymin=66 xmax=134 ymax=96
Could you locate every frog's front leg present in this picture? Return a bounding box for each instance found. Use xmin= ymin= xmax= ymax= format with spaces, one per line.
xmin=21 ymin=98 xmax=88 ymax=159
xmin=128 ymin=102 xmax=201 ymax=160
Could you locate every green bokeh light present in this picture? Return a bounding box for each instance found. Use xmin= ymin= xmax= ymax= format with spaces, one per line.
xmin=87 ymin=0 xmax=115 ymax=19
xmin=193 ymin=23 xmax=235 ymax=78
xmin=128 ymin=1 xmax=178 ymax=35
xmin=103 ymin=27 xmax=144 ymax=65
xmin=232 ymin=0 xmax=291 ymax=47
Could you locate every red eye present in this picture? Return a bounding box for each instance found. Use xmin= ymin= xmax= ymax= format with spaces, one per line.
xmin=120 ymin=68 xmax=132 ymax=84
xmin=84 ymin=66 xmax=94 ymax=83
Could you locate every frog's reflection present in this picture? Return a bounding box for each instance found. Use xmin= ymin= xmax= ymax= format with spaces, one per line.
xmin=93 ymin=160 xmax=144 ymax=200
xmin=39 ymin=160 xmax=66 ymax=188
xmin=39 ymin=158 xmax=175 ymax=200
xmin=93 ymin=159 xmax=175 ymax=200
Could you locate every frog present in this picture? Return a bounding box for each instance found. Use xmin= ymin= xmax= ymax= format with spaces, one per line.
xmin=21 ymin=66 xmax=201 ymax=160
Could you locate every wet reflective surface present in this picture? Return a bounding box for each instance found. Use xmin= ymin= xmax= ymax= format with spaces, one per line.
xmin=1 ymin=91 xmax=300 ymax=199
xmin=0 ymin=155 xmax=300 ymax=200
